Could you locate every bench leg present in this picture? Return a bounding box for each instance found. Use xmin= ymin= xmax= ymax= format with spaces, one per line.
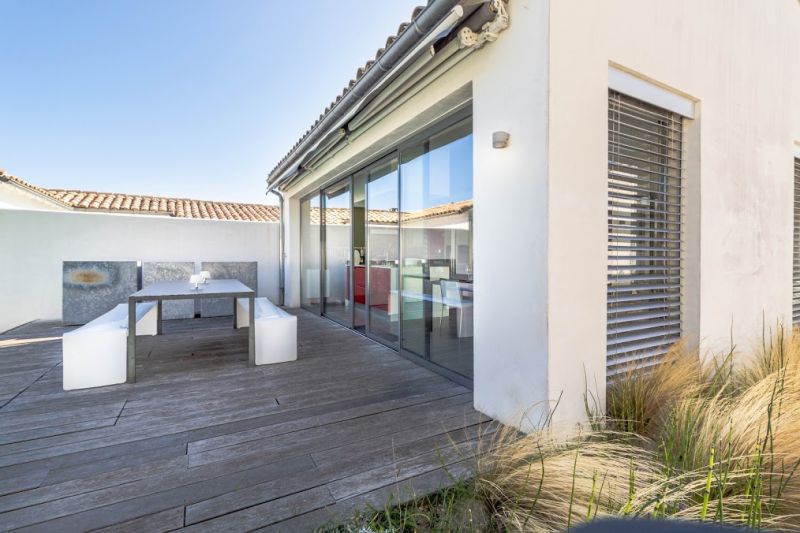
xmin=156 ymin=300 xmax=163 ymax=335
xmin=233 ymin=297 xmax=238 ymax=329
xmin=248 ymin=295 xmax=255 ymax=367
xmin=127 ymin=299 xmax=136 ymax=383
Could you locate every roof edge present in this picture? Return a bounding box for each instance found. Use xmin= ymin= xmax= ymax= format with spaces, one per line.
xmin=266 ymin=0 xmax=464 ymax=189
xmin=0 ymin=170 xmax=280 ymax=223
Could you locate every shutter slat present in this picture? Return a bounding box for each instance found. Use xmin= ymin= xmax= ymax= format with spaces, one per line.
xmin=608 ymin=292 xmax=681 ymax=304
xmin=607 ymin=335 xmax=681 ymax=357
xmin=608 ymin=283 xmax=681 ymax=294
xmin=610 ymin=273 xmax=681 ymax=283
xmin=609 ymin=301 xmax=682 ymax=314
xmin=610 ymin=162 xmax=684 ymax=183
xmin=608 ymin=310 xmax=682 ymax=325
xmin=607 ymin=349 xmax=672 ymax=375
xmin=608 ymin=319 xmax=681 ymax=336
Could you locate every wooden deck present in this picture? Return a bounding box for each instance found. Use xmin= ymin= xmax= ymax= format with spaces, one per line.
xmin=0 ymin=310 xmax=489 ymax=532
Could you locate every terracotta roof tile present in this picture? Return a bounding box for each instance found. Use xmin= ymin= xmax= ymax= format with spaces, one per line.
xmin=0 ymin=170 xmax=279 ymax=223
xmin=310 ymin=199 xmax=472 ymax=226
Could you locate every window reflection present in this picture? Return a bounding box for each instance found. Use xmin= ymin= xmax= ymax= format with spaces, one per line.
xmin=400 ymin=118 xmax=473 ymax=378
xmin=367 ymin=157 xmax=400 ymax=346
xmin=300 ymin=195 xmax=321 ymax=312
xmin=322 ymin=181 xmax=352 ymax=326
xmin=299 ymin=116 xmax=474 ymax=380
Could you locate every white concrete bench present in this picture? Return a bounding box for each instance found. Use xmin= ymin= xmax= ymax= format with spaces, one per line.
xmin=62 ymin=302 xmax=158 ymax=390
xmin=235 ymin=297 xmax=297 ymax=365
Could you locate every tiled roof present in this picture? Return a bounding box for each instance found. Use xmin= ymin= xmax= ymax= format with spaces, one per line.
xmin=0 ymin=170 xmax=280 ymax=222
xmin=268 ymin=2 xmax=433 ymax=182
xmin=310 ymin=199 xmax=472 ymax=225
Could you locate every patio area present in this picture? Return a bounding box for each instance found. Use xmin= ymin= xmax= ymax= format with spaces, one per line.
xmin=0 ymin=310 xmax=488 ymax=531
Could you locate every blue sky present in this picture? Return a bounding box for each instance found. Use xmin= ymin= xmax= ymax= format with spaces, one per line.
xmin=0 ymin=0 xmax=420 ymax=204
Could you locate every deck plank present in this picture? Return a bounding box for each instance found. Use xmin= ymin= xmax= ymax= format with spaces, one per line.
xmin=0 ymin=310 xmax=483 ymax=531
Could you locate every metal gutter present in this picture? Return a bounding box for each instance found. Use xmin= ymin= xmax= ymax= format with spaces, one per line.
xmin=268 ymin=189 xmax=286 ymax=305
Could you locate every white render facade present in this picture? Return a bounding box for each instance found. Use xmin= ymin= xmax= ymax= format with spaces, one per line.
xmin=271 ymin=0 xmax=800 ymax=429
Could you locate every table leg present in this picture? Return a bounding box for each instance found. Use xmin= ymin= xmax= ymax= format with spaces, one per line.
xmin=248 ymin=295 xmax=255 ymax=367
xmin=127 ymin=299 xmax=136 ymax=383
xmin=156 ymin=300 xmax=163 ymax=335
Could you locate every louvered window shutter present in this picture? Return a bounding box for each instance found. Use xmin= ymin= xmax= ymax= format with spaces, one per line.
xmin=607 ymin=91 xmax=684 ymax=376
xmin=794 ymin=158 xmax=800 ymax=325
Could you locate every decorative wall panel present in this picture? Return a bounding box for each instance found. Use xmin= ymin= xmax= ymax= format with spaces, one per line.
xmin=142 ymin=262 xmax=195 ymax=319
xmin=62 ymin=261 xmax=138 ymax=325
xmin=200 ymin=262 xmax=257 ymax=317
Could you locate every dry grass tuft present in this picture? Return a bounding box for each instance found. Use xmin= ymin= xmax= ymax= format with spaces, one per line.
xmin=604 ymin=341 xmax=703 ymax=437
xmin=476 ymin=426 xmax=661 ymax=532
xmin=478 ymin=324 xmax=800 ymax=531
xmin=338 ymin=324 xmax=800 ymax=531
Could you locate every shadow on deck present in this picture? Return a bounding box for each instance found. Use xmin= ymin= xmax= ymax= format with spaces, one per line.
xmin=0 ymin=309 xmax=489 ymax=531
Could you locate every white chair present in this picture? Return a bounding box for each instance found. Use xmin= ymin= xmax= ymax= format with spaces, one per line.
xmin=235 ymin=297 xmax=297 ymax=365
xmin=62 ymin=302 xmax=158 ymax=390
xmin=439 ymin=280 xmax=474 ymax=338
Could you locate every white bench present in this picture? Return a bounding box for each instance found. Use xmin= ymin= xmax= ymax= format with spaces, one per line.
xmin=235 ymin=297 xmax=297 ymax=365
xmin=62 ymin=302 xmax=158 ymax=390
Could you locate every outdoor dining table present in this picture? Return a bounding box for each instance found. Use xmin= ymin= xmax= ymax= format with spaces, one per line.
xmin=127 ymin=279 xmax=255 ymax=382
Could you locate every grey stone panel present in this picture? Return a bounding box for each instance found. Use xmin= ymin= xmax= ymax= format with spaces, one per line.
xmin=142 ymin=262 xmax=196 ymax=319
xmin=62 ymin=261 xmax=138 ymax=325
xmin=199 ymin=262 xmax=257 ymax=317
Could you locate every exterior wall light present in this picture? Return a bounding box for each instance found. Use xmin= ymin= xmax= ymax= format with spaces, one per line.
xmin=492 ymin=131 xmax=510 ymax=149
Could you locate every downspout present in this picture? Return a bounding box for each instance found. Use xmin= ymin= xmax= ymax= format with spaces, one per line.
xmin=268 ymin=189 xmax=285 ymax=306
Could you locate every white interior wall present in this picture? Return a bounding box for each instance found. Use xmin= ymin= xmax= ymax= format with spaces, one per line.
xmin=547 ymin=0 xmax=800 ymax=420
xmin=0 ymin=208 xmax=280 ymax=333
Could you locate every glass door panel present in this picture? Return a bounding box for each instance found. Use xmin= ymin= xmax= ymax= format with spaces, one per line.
xmin=322 ymin=180 xmax=352 ymax=326
xmin=399 ymin=117 xmax=474 ymax=378
xmin=300 ymin=194 xmax=321 ymax=313
xmin=366 ymin=155 xmax=399 ymax=346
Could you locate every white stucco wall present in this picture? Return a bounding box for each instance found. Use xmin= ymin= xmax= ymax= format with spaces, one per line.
xmin=471 ymin=0 xmax=550 ymax=430
xmin=0 ymin=208 xmax=280 ymax=333
xmin=547 ymin=0 xmax=800 ymax=423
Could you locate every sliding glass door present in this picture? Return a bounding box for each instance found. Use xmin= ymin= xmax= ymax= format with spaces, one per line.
xmin=400 ymin=118 xmax=474 ymax=379
xmin=298 ymin=112 xmax=473 ymax=382
xmin=365 ymin=155 xmax=400 ymax=347
xmin=322 ymin=179 xmax=352 ymax=326
xmin=300 ymin=195 xmax=321 ymax=313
